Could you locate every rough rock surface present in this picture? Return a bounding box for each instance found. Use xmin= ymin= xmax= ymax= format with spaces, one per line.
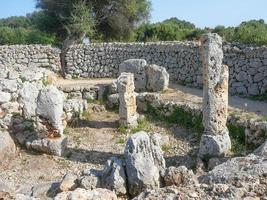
xmin=119 ymin=59 xmax=147 ymax=92
xmin=54 ymin=188 xmax=117 ymax=200
xmin=80 ymin=169 xmax=101 ymax=190
xmin=19 ymin=82 xmax=42 ymax=118
xmin=200 ymin=154 xmax=267 ymax=199
xmin=254 ymin=140 xmax=267 ymax=157
xmin=101 ymin=157 xmax=127 ymax=196
xmin=199 ymin=33 xmax=231 ymax=158
xmin=59 ymin=173 xmax=78 ymax=192
xmin=163 ymin=166 xmax=197 ymax=187
xmin=146 ymin=64 xmax=169 ymax=92
xmin=124 ymin=131 xmax=166 ymax=197
xmin=117 ymin=73 xmax=138 ymax=126
xmin=199 ymin=131 xmax=232 ymax=158
xmin=36 ymin=86 xmax=65 ymax=137
xmin=0 ymin=130 xmax=16 ymax=163
xmin=29 ymin=136 xmax=68 ymax=156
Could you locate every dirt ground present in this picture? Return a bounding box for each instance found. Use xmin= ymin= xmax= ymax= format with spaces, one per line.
xmin=0 ymin=105 xmax=199 ymax=197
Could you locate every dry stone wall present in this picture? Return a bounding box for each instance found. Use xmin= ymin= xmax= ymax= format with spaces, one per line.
xmin=0 ymin=43 xmax=266 ymax=97
xmin=0 ymin=45 xmax=61 ymax=72
xmin=66 ymin=42 xmax=267 ymax=96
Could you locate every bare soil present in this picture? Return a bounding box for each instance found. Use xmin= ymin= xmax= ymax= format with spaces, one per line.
xmin=0 ymin=105 xmax=199 ymax=196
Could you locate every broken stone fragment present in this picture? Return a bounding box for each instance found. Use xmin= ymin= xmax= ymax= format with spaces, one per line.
xmin=198 ymin=131 xmax=231 ymax=158
xmin=124 ymin=131 xmax=166 ymax=197
xmin=0 ymin=130 xmax=16 ymax=163
xmin=29 ymin=136 xmax=68 ymax=156
xmin=36 ymin=86 xmax=65 ymax=137
xmin=59 ymin=173 xmax=78 ymax=192
xmin=54 ymin=188 xmax=117 ymax=200
xmin=163 ymin=166 xmax=198 ymax=187
xmin=101 ymin=157 xmax=127 ymax=196
xmin=19 ymin=82 xmax=42 ymax=119
xmin=119 ymin=59 xmax=147 ymax=92
xmin=146 ymin=64 xmax=169 ymax=92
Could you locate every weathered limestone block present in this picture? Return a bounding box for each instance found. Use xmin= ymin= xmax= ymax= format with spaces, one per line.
xmin=80 ymin=169 xmax=101 ymax=190
xmin=29 ymin=136 xmax=68 ymax=157
xmin=54 ymin=188 xmax=117 ymax=200
xmin=119 ymin=59 xmax=147 ymax=92
xmin=125 ymin=131 xmax=166 ymax=197
xmin=19 ymin=82 xmax=42 ymax=118
xmin=199 ymin=33 xmax=231 ymax=158
xmin=59 ymin=173 xmax=78 ymax=192
xmin=146 ymin=64 xmax=169 ymax=92
xmin=0 ymin=130 xmax=16 ymax=163
xmin=36 ymin=86 xmax=65 ymax=138
xmin=118 ymin=73 xmax=138 ymax=126
xmin=0 ymin=91 xmax=11 ymax=104
xmin=101 ymin=157 xmax=127 ymax=196
xmin=163 ymin=166 xmax=197 ymax=187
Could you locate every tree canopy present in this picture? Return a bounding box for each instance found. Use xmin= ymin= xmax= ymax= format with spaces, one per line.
xmin=35 ymin=0 xmax=151 ymax=41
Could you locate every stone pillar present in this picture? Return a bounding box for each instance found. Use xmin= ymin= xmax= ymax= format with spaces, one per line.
xmin=118 ymin=72 xmax=138 ymax=126
xmin=199 ymin=33 xmax=231 ymax=158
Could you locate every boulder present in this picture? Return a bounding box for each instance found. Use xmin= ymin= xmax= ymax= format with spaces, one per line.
xmin=19 ymin=82 xmax=42 ymax=118
xmin=124 ymin=131 xmax=166 ymax=196
xmin=29 ymin=136 xmax=68 ymax=156
xmin=54 ymin=188 xmax=117 ymax=200
xmin=119 ymin=59 xmax=147 ymax=92
xmin=36 ymin=86 xmax=65 ymax=137
xmin=200 ymin=154 xmax=267 ymax=185
xmin=146 ymin=64 xmax=169 ymax=92
xmin=0 ymin=131 xmax=16 ymax=163
xmin=80 ymin=169 xmax=101 ymax=190
xmin=163 ymin=166 xmax=197 ymax=187
xmin=101 ymin=157 xmax=127 ymax=196
xmin=198 ymin=131 xmax=231 ymax=158
xmin=59 ymin=173 xmax=78 ymax=192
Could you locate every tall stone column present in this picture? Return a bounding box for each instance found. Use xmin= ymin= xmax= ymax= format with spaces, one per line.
xmin=199 ymin=33 xmax=231 ymax=158
xmin=118 ymin=72 xmax=138 ymax=126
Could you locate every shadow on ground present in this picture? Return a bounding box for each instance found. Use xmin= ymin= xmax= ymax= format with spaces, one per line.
xmin=64 ymin=148 xmax=122 ymax=165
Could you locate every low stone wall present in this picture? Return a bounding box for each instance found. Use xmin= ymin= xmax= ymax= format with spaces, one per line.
xmin=0 ymin=43 xmax=266 ymax=97
xmin=108 ymin=92 xmax=267 ymax=148
xmin=66 ymin=42 xmax=267 ymax=96
xmin=0 ymin=45 xmax=61 ymax=72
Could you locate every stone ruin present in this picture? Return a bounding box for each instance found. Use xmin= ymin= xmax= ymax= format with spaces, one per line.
xmin=199 ymin=33 xmax=231 ymax=158
xmin=118 ymin=73 xmax=138 ymax=126
xmin=1 ymin=34 xmax=267 ymax=200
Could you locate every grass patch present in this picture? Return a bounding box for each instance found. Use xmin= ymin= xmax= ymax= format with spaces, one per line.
xmin=250 ymin=92 xmax=267 ymax=102
xmin=42 ymin=77 xmax=49 ymax=86
xmin=117 ymin=125 xmax=128 ymax=135
xmin=116 ymin=138 xmax=125 ymax=144
xmin=228 ymin=123 xmax=246 ymax=155
xmin=161 ymin=144 xmax=171 ymax=152
xmin=131 ymin=117 xmax=151 ymax=134
xmin=82 ymin=111 xmax=91 ymax=120
xmin=19 ymin=75 xmax=27 ymax=83
xmin=146 ymin=104 xmax=203 ymax=134
xmin=63 ymin=126 xmax=71 ymax=135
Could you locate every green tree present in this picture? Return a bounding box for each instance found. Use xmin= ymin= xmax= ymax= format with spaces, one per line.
xmin=36 ymin=0 xmax=151 ymax=41
xmin=135 ymin=18 xmax=199 ymax=42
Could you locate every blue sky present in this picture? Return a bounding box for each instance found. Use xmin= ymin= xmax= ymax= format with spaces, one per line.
xmin=0 ymin=0 xmax=267 ymax=28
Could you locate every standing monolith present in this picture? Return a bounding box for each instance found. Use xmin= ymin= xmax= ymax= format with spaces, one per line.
xmin=118 ymin=72 xmax=138 ymax=126
xmin=199 ymin=33 xmax=231 ymax=159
